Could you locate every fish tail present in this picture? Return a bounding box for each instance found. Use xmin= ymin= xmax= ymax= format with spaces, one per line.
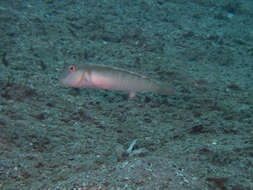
xmin=156 ymin=83 xmax=175 ymax=95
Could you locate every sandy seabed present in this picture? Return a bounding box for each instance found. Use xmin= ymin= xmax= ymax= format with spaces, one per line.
xmin=0 ymin=0 xmax=253 ymax=189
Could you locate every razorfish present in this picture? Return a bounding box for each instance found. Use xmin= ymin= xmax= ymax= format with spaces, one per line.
xmin=60 ymin=64 xmax=174 ymax=98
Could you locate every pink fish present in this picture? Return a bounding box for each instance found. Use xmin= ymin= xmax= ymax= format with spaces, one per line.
xmin=60 ymin=64 xmax=174 ymax=98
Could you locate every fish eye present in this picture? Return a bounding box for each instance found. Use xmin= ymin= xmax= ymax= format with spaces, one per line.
xmin=69 ymin=65 xmax=77 ymax=72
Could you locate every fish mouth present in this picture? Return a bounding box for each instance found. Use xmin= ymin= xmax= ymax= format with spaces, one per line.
xmin=59 ymin=77 xmax=68 ymax=86
xmin=59 ymin=70 xmax=85 ymax=88
xmin=59 ymin=71 xmax=70 ymax=86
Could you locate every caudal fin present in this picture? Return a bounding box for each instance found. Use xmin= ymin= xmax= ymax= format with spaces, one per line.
xmin=156 ymin=83 xmax=175 ymax=95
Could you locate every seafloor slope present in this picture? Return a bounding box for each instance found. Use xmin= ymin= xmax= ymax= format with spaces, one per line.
xmin=0 ymin=0 xmax=252 ymax=189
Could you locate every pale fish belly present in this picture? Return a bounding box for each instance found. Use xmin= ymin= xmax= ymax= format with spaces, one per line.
xmin=89 ymin=70 xmax=156 ymax=93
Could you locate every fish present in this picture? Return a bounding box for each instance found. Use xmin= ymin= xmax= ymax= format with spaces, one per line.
xmin=60 ymin=64 xmax=174 ymax=98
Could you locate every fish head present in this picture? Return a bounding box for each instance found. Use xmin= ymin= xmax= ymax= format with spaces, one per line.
xmin=60 ymin=64 xmax=85 ymax=88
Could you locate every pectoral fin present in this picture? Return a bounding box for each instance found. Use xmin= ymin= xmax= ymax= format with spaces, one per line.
xmin=129 ymin=92 xmax=136 ymax=98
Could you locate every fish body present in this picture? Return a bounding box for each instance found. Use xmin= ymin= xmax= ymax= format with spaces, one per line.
xmin=60 ymin=64 xmax=174 ymax=98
